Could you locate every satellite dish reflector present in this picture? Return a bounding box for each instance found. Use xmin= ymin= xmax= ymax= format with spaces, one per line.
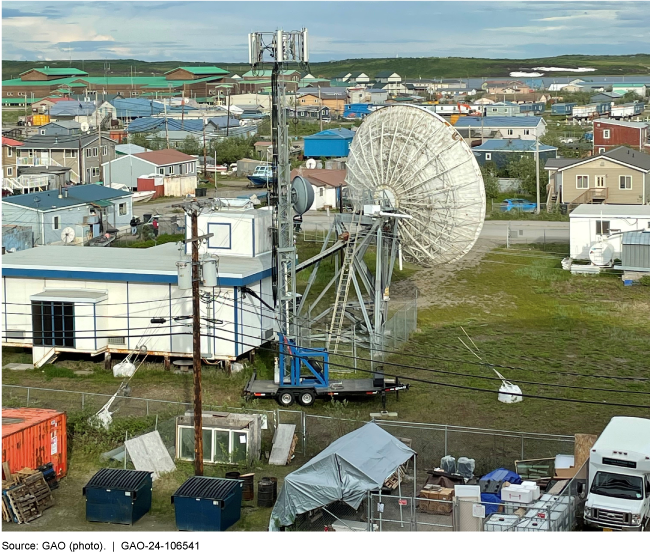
xmin=80 ymin=122 xmax=89 ymax=132
xmin=345 ymin=105 xmax=486 ymax=266
xmin=291 ymin=175 xmax=315 ymax=215
xmin=305 ymin=158 xmax=317 ymax=169
xmin=588 ymin=242 xmax=614 ymax=267
xmin=61 ymin=227 xmax=76 ymax=243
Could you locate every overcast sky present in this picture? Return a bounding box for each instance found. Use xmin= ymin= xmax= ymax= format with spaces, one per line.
xmin=3 ymin=1 xmax=650 ymax=62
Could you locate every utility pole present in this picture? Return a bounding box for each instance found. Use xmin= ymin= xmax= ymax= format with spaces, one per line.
xmin=226 ymin=93 xmax=231 ymax=137
xmin=202 ymin=116 xmax=208 ymax=179
xmin=79 ymin=136 xmax=83 ymax=184
xmin=535 ymin=133 xmax=541 ymax=214
xmin=163 ymin=102 xmax=170 ymax=149
xmin=190 ymin=210 xmax=202 ymax=475
xmin=172 ymin=199 xmax=214 ymax=476
xmin=97 ymin=102 xmax=103 ymax=184
xmin=318 ymin=86 xmax=323 ymax=132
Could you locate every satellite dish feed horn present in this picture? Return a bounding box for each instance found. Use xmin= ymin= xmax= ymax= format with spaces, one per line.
xmin=61 ymin=227 xmax=76 ymax=244
xmin=305 ymin=158 xmax=317 ymax=169
xmin=80 ymin=122 xmax=89 ymax=132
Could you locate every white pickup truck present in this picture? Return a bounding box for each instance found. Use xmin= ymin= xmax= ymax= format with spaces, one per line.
xmin=584 ymin=416 xmax=650 ymax=531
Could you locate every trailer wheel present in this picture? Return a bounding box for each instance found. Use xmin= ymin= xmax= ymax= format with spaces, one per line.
xmin=297 ymin=390 xmax=315 ymax=407
xmin=277 ymin=391 xmax=295 ymax=407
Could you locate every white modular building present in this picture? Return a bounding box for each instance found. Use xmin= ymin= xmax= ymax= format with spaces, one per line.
xmin=2 ymin=208 xmax=274 ymax=367
xmin=569 ymin=204 xmax=650 ymax=260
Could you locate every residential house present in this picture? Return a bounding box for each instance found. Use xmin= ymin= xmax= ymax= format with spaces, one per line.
xmin=343 ymin=104 xmax=377 ymax=119
xmin=593 ymin=119 xmax=649 ymax=154
xmin=31 ymin=97 xmax=71 ymax=113
xmin=37 ymin=121 xmax=81 ymax=136
xmin=590 ymin=92 xmax=623 ymax=103
xmin=2 ymin=137 xmax=22 ymax=182
xmin=548 ymin=83 xmax=583 ymax=93
xmin=484 ymin=102 xmax=522 ymax=117
xmin=430 ymin=79 xmax=468 ymax=91
xmin=49 ymin=100 xmax=116 ymax=128
xmin=1 ymin=184 xmax=133 ymax=247
xmin=611 ymin=84 xmax=647 ymax=98
xmin=16 ymin=134 xmax=117 ymax=184
xmin=347 ymin=87 xmax=367 ymax=104
xmin=545 ymin=146 xmax=650 ymax=208
xmin=454 ymin=116 xmax=547 ymax=140
xmin=254 ymin=141 xmax=272 ymax=159
xmin=164 ymin=66 xmax=230 ymax=81
xmin=15 ymin=166 xmax=72 ymax=195
xmin=551 ymin=102 xmax=576 ymax=116
xmin=297 ymin=88 xmax=347 ymax=115
xmin=348 ymin=72 xmax=370 ymax=85
xmin=115 ymin=143 xmax=148 ymax=156
xmin=102 ymin=148 xmax=197 ymax=194
xmin=290 ymin=168 xmax=345 ymax=210
xmin=472 ymin=139 xmax=557 ymax=169
xmin=286 ymin=106 xmax=331 ymax=120
xmin=569 ymin=204 xmax=650 ymax=260
xmin=484 ymin=80 xmax=532 ymax=94
xmin=375 ymin=71 xmax=401 ymax=84
xmin=332 ymin=72 xmax=352 ymax=82
xmin=485 ymin=93 xmax=549 ymax=104
xmin=367 ymin=88 xmax=389 ymax=104
xmin=303 ymin=128 xmax=355 ymax=158
xmin=242 ymin=69 xmax=300 ymax=82
xmin=373 ymin=81 xmax=409 ymax=95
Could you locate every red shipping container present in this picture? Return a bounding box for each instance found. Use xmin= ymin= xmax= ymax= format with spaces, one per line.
xmin=2 ymin=408 xmax=67 ymax=478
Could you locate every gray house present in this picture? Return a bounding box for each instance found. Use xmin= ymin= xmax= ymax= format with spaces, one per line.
xmin=102 ymin=148 xmax=197 ymax=190
xmin=37 ymin=121 xmax=82 ymax=136
xmin=2 ymin=184 xmax=133 ymax=247
xmin=16 ymin=134 xmax=117 ymax=184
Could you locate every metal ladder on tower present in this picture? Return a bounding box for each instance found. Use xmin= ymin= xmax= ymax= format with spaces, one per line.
xmin=327 ymin=211 xmax=364 ymax=354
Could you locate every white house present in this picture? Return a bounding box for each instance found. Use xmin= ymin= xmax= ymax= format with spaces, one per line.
xmin=1 ymin=207 xmax=275 ymax=367
xmin=290 ymin=168 xmax=345 ymax=211
xmin=569 ymin=204 xmax=650 ymax=260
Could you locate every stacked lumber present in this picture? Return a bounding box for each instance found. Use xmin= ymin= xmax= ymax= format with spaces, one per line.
xmin=1 ymin=464 xmax=54 ymax=524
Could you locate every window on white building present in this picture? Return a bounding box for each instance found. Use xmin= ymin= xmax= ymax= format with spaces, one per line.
xmin=158 ymin=168 xmax=165 ymax=175
xmin=485 ymin=153 xmax=492 ymax=161
xmin=619 ymin=175 xmax=632 ymax=190
xmin=507 ymin=129 xmax=514 ymax=136
xmin=598 ymin=147 xmax=605 ymax=154
xmin=595 ymin=176 xmax=606 ymax=188
xmin=7 ymin=167 xmax=13 ymax=176
xmin=92 ymin=147 xmax=98 ymax=157
xmin=6 ymin=147 xmax=12 ymax=158
xmin=53 ymin=216 xmax=60 ymax=230
xmin=102 ymin=146 xmax=108 ymax=156
xmin=91 ymin=167 xmax=100 ymax=177
xmin=119 ymin=203 xmax=127 ymax=216
xmin=85 ymin=148 xmax=93 ymax=158
xmin=576 ymin=175 xmax=589 ymax=189
xmin=65 ymin=150 xmax=77 ymax=158
xmin=524 ymin=129 xmax=530 ymax=135
xmin=596 ymin=220 xmax=610 ymax=235
xmin=603 ymin=129 xmax=610 ymax=139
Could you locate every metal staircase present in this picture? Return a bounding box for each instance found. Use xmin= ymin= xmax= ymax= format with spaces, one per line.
xmin=327 ymin=212 xmax=364 ymax=353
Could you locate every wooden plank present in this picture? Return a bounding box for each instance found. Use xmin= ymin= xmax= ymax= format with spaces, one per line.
xmin=269 ymin=424 xmax=296 ymax=466
xmin=3 ymin=462 xmax=13 ymax=483
xmin=574 ymin=434 xmax=598 ymax=469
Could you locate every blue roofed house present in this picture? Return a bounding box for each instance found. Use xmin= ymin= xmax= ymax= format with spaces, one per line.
xmin=343 ymin=104 xmax=377 ymax=119
xmin=454 ymin=116 xmax=547 ymax=141
xmin=303 ymin=128 xmax=355 ymax=158
xmin=2 ymin=184 xmax=133 ymax=247
xmin=49 ymin=100 xmax=116 ymax=128
xmin=36 ymin=120 xmax=81 ymax=136
xmin=472 ymin=139 xmax=558 ymax=169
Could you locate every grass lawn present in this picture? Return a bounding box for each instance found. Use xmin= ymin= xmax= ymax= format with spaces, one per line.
xmin=4 ymin=241 xmax=648 ymax=438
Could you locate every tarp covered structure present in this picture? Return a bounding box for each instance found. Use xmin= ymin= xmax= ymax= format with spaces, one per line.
xmin=269 ymin=422 xmax=415 ymax=530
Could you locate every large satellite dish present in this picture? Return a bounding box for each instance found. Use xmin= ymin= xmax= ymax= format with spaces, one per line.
xmin=345 ymin=105 xmax=485 ymax=266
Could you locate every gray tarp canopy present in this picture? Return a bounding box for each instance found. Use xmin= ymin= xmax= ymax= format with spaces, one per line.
xmin=269 ymin=422 xmax=415 ymax=530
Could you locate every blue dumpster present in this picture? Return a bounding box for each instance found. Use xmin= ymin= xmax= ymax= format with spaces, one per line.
xmin=83 ymin=469 xmax=152 ymax=525
xmin=172 ymin=477 xmax=242 ymax=531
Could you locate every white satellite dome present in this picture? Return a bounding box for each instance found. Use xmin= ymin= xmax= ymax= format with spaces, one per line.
xmin=345 ymin=105 xmax=486 ymax=266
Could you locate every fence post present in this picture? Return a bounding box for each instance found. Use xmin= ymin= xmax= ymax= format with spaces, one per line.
xmin=81 ymin=393 xmax=85 ymax=410
xmin=367 ymin=491 xmax=372 ymax=532
xmin=26 ymin=387 xmax=30 ymax=407
xmin=444 ymin=426 xmax=448 ymax=456
xmin=302 ymin=410 xmax=306 ymax=455
xmin=146 ymin=399 xmax=150 ymax=416
xmin=521 ymin=435 xmax=525 ymax=461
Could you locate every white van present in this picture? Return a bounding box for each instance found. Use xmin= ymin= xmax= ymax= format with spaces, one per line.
xmin=584 ymin=417 xmax=650 ymax=531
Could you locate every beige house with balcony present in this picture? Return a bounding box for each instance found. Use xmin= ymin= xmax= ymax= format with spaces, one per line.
xmin=545 ymin=147 xmax=650 ymax=210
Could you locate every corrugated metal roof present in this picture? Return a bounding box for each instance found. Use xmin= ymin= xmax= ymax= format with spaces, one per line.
xmin=454 ymin=116 xmax=543 ymax=128
xmin=20 ymin=67 xmax=87 ymax=77
xmin=622 ymin=230 xmax=650 ymax=245
xmin=49 ymin=101 xmax=96 ymax=117
xmin=2 ymin=408 xmax=64 ymax=436
xmin=85 ymin=468 xmax=151 ymax=491
xmin=173 ymin=477 xmax=241 ymax=500
xmin=165 ymin=66 xmax=229 ymax=76
xmin=473 ymin=139 xmax=557 ymax=153
xmin=3 ymin=184 xmax=130 ymax=211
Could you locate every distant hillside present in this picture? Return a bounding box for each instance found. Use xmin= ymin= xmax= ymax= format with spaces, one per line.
xmin=3 ymin=54 xmax=650 ymax=81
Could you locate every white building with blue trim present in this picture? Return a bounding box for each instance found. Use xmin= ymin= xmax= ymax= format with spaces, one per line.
xmin=2 ymin=207 xmax=274 ymax=367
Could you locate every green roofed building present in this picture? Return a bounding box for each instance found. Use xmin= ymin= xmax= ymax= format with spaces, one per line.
xmin=164 ymin=66 xmax=229 ymax=80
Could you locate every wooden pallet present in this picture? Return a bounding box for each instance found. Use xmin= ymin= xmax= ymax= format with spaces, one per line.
xmin=14 ymin=469 xmax=54 ymax=511
xmin=4 ymin=485 xmax=41 ymax=524
xmin=2 ymin=495 xmax=12 ymax=523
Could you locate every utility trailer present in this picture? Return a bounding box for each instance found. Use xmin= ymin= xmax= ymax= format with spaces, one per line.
xmin=243 ymin=336 xmax=408 ymax=407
